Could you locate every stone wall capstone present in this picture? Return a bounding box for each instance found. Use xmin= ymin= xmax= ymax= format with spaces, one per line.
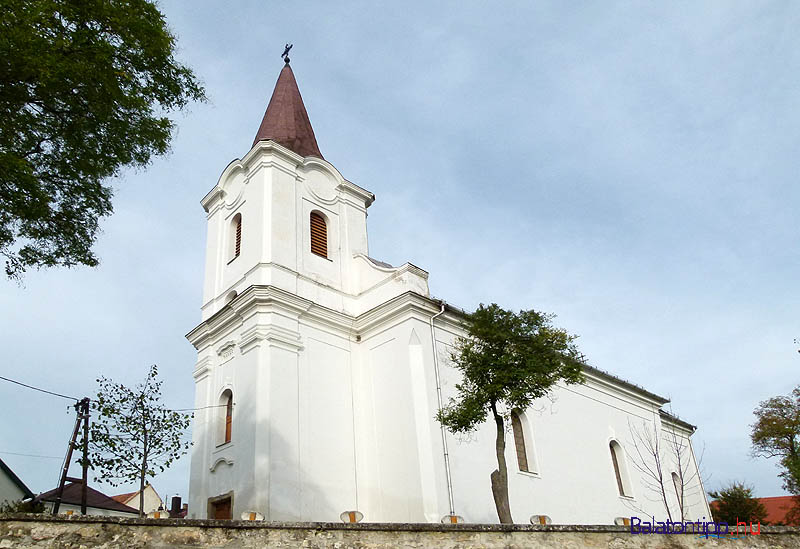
xmin=1 ymin=514 xmax=799 ymax=548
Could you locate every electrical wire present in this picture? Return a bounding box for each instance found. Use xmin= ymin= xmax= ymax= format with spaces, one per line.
xmin=0 ymin=375 xmax=78 ymax=401
xmin=0 ymin=451 xmax=62 ymax=460
xmin=170 ymin=404 xmax=231 ymax=412
xmin=0 ymin=375 xmax=228 ymax=411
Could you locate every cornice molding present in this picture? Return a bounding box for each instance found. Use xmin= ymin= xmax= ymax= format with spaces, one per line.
xmin=189 ymin=285 xmax=358 ymax=347
xmin=240 ymin=324 xmax=304 ymax=354
xmin=186 ymin=305 xmax=241 ymax=350
xmin=245 ymin=140 xmax=303 ymax=168
xmin=201 ymin=187 xmax=226 ymax=215
xmin=355 ymin=291 xmax=442 ymax=336
xmin=192 ymin=357 xmax=212 ymax=381
xmin=336 ymin=180 xmax=374 ymax=208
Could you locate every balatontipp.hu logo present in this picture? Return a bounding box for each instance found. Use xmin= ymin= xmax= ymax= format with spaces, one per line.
xmin=629 ymin=516 xmax=762 ymax=538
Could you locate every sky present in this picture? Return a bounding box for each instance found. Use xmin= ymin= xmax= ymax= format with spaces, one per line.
xmin=1 ymin=1 xmax=798 ymax=507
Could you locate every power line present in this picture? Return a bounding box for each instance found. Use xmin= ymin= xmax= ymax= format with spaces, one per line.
xmin=0 ymin=373 xmax=227 ymax=411
xmin=0 ymin=375 xmax=78 ymax=401
xmin=0 ymin=450 xmax=62 ymax=460
xmin=170 ymin=404 xmax=230 ymax=412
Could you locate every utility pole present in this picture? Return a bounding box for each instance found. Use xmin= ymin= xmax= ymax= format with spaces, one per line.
xmin=52 ymin=398 xmax=90 ymax=515
xmin=81 ymin=397 xmax=89 ymax=515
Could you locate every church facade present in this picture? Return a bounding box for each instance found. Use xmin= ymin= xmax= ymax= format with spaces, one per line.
xmin=186 ymin=60 xmax=710 ymax=524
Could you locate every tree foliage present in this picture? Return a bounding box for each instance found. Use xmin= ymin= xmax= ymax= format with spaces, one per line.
xmin=437 ymin=303 xmax=584 ymax=523
xmin=751 ymin=385 xmax=800 ymax=494
xmin=708 ymin=482 xmax=768 ymax=525
xmin=0 ymin=0 xmax=205 ymax=279
xmin=0 ymin=498 xmax=45 ymax=514
xmin=87 ymin=365 xmax=191 ymax=516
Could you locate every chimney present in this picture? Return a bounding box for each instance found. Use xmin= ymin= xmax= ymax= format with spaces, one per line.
xmin=170 ymin=496 xmax=182 ymax=517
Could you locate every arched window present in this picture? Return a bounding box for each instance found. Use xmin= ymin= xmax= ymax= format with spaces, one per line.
xmin=229 ymin=213 xmax=242 ymax=261
xmin=609 ymin=440 xmax=630 ymax=497
xmin=511 ymin=411 xmax=529 ymax=472
xmin=218 ymin=390 xmax=233 ymax=445
xmin=672 ymin=472 xmax=683 ymax=507
xmin=310 ymin=211 xmax=327 ymax=258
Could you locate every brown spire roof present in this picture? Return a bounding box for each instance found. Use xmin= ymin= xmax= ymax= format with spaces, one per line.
xmin=252 ymin=63 xmax=323 ymax=159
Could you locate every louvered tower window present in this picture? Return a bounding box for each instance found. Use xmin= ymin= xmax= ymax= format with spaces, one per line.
xmin=235 ymin=217 xmax=241 ymax=257
xmin=229 ymin=213 xmax=242 ymax=262
xmin=310 ymin=211 xmax=327 ymax=258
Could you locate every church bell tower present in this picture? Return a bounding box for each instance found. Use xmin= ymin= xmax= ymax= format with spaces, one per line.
xmin=186 ymin=54 xmax=442 ymax=522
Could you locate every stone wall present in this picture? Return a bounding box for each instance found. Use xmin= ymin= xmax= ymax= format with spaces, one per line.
xmin=1 ymin=514 xmax=799 ymax=548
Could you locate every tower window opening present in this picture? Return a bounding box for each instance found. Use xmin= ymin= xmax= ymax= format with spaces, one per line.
xmin=310 ymin=211 xmax=327 ymax=258
xmin=235 ymin=217 xmax=241 ymax=257
xmin=218 ymin=389 xmax=233 ymax=445
xmin=229 ymin=213 xmax=242 ymax=262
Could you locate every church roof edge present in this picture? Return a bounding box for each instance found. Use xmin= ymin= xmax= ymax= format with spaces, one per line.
xmin=659 ymin=409 xmax=696 ymax=432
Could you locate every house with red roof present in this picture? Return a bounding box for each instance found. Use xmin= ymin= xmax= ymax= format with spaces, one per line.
xmin=35 ymin=482 xmax=139 ymax=517
xmin=757 ymin=496 xmax=800 ymax=526
xmin=111 ymin=483 xmax=162 ymax=515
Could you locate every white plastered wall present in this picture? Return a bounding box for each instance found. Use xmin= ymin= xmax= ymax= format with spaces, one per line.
xmin=188 ymin=142 xmax=708 ymax=524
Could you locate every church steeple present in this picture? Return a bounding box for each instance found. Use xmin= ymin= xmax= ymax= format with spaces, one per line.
xmin=252 ymin=59 xmax=323 ymax=159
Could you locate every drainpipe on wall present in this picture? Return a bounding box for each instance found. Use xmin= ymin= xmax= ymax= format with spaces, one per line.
xmin=429 ymin=301 xmax=456 ymax=517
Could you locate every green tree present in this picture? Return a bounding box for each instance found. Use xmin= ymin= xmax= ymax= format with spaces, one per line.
xmin=0 ymin=0 xmax=205 ymax=279
xmin=436 ymin=303 xmax=584 ymax=523
xmin=708 ymin=482 xmax=768 ymax=525
xmin=751 ymin=386 xmax=800 ymax=494
xmin=0 ymin=498 xmax=45 ymax=513
xmin=87 ymin=365 xmax=191 ymax=516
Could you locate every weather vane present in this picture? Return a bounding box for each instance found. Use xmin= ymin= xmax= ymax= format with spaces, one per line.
xmin=281 ymin=43 xmax=293 ymax=64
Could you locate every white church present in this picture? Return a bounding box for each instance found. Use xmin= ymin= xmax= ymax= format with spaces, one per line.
xmin=186 ymin=58 xmax=711 ymax=524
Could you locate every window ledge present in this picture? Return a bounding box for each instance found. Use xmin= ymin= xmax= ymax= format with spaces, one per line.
xmin=310 ymin=251 xmax=333 ymax=262
xmin=516 ymin=470 xmax=541 ymax=479
xmin=227 ymin=256 xmax=238 ymax=265
xmin=618 ymin=494 xmax=635 ymax=501
xmin=213 ymin=442 xmax=234 ymax=453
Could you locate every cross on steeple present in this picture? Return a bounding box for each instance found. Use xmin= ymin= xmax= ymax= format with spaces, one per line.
xmin=281 ymin=43 xmax=293 ymax=64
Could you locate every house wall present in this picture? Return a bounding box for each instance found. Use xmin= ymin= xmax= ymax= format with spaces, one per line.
xmin=41 ymin=502 xmax=138 ymax=518
xmin=0 ymin=471 xmax=26 ymax=506
xmin=121 ymin=486 xmax=162 ymax=514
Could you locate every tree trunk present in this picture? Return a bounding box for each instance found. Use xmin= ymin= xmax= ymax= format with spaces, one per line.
xmin=140 ymin=424 xmax=147 ymax=517
xmin=139 ymin=475 xmax=145 ymax=517
xmin=490 ymin=402 xmax=513 ymax=524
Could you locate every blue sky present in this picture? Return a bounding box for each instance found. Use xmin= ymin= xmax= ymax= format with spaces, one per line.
xmin=1 ymin=1 xmax=798 ymax=506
